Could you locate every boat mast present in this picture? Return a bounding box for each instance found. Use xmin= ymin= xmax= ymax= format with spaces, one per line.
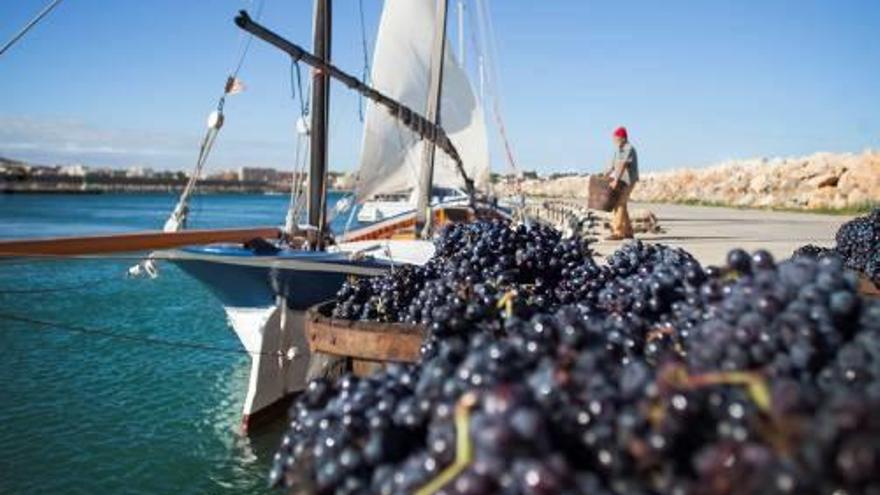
xmin=308 ymin=0 xmax=331 ymax=249
xmin=235 ymin=11 xmax=471 ymax=190
xmin=414 ymin=0 xmax=450 ymax=239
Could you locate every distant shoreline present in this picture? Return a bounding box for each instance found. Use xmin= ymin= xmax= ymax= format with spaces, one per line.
xmin=0 ymin=187 xmax=353 ymax=195
xmin=2 ymin=188 xmax=105 ymax=195
xmin=0 ymin=178 xmax=353 ymax=195
xmin=0 ymin=157 xmax=354 ymax=195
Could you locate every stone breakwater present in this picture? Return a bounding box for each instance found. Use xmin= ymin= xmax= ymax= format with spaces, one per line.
xmin=502 ymin=151 xmax=879 ymax=211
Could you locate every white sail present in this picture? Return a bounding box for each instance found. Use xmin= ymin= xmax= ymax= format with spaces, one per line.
xmin=354 ymin=0 xmax=489 ymax=203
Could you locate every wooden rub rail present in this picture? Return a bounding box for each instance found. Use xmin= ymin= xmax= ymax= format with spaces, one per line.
xmin=305 ymin=301 xmax=424 ymax=364
xmin=0 ymin=226 xmax=281 ymax=256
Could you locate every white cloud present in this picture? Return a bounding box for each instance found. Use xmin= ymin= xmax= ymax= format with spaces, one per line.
xmin=0 ymin=115 xmax=294 ymax=170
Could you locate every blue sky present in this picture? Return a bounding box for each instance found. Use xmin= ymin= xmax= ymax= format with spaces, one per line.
xmin=1 ymin=0 xmax=878 ymax=174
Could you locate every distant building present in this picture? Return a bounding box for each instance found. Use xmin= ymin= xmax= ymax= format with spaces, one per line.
xmin=208 ymin=170 xmax=240 ymax=182
xmin=151 ymin=170 xmax=185 ymax=180
xmin=31 ymin=166 xmax=59 ymax=176
xmin=0 ymin=163 xmax=29 ymax=180
xmin=59 ymin=164 xmax=88 ymax=177
xmin=330 ymin=172 xmax=356 ymax=190
xmin=126 ymin=166 xmax=154 ymax=178
xmin=239 ymin=167 xmax=279 ymax=183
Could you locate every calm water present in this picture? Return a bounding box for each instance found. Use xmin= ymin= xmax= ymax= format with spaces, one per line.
xmin=0 ymin=192 xmax=353 ymax=494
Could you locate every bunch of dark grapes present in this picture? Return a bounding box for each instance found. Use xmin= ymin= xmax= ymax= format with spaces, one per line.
xmin=681 ymin=250 xmax=867 ymax=381
xmin=333 ymin=220 xmax=597 ymax=331
xmin=273 ymin=232 xmax=880 ymax=494
xmin=554 ymin=241 xmax=705 ymax=364
xmin=835 ymin=208 xmax=880 ymax=284
xmin=332 ymin=264 xmax=430 ymax=322
xmin=596 ymin=241 xmax=704 ymax=318
xmin=792 ymin=243 xmax=835 ymax=260
xmin=817 ymin=316 xmax=880 ymax=400
xmin=794 ymin=208 xmax=880 ymax=285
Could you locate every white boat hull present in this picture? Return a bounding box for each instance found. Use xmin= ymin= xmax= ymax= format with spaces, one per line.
xmin=224 ymin=302 xmax=312 ymax=430
xmin=165 ymin=239 xmax=436 ymax=431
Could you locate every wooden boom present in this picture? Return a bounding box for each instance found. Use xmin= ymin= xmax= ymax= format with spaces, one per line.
xmin=233 ymin=10 xmax=476 ymax=202
xmin=0 ymin=226 xmax=281 ymax=256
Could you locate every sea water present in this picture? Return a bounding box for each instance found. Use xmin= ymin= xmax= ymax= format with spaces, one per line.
xmin=0 ymin=192 xmax=357 ymax=494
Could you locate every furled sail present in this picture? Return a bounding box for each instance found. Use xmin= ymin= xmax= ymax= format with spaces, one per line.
xmin=354 ymin=0 xmax=489 ymax=202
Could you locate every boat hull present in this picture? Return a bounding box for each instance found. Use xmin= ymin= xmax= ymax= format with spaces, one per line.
xmin=223 ymin=303 xmax=301 ymax=431
xmin=162 ymin=205 xmax=504 ymax=430
xmin=168 ymin=246 xmax=388 ymax=310
xmin=163 ymin=243 xmax=427 ymax=431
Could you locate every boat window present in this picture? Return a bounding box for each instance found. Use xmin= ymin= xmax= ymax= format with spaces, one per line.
xmin=431 ymin=187 xmax=464 ymax=200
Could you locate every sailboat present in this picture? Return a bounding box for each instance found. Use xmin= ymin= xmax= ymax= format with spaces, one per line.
xmin=0 ymin=0 xmax=513 ymax=430
xmin=350 ymin=0 xmax=491 ymax=228
xmin=162 ymin=0 xmax=513 ymax=429
xmin=356 ymin=186 xmax=470 ymax=224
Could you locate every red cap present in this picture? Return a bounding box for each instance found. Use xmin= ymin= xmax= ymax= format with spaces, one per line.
xmin=613 ymin=126 xmax=628 ymax=139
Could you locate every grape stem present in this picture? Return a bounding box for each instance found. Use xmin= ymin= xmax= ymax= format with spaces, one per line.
xmin=496 ymin=290 xmax=517 ymax=318
xmin=414 ymin=393 xmax=478 ymax=495
xmin=662 ymin=365 xmax=772 ymax=413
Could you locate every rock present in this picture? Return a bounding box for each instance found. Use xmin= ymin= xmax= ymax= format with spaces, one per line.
xmin=811 ymin=173 xmax=840 ymax=188
xmin=848 ymin=188 xmax=869 ymax=206
xmin=806 ymin=188 xmax=838 ymax=209
xmin=736 ymin=193 xmax=756 ymax=207
xmin=498 ymin=150 xmax=879 ymax=211
xmin=755 ymin=194 xmax=777 ymax=208
xmin=749 ymin=173 xmax=771 ymax=194
xmin=837 ymin=158 xmax=880 ymax=200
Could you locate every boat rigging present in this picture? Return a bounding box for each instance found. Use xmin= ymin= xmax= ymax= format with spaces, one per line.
xmin=0 ymin=0 xmax=516 ymax=430
xmin=234 ymin=9 xmax=477 ymax=215
xmin=0 ymin=0 xmax=66 ymax=58
xmin=414 ymin=0 xmax=451 ymax=238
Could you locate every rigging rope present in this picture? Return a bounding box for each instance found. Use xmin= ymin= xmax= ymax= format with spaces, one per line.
xmin=0 ymin=252 xmax=255 ymax=264
xmin=0 ymin=0 xmax=65 ymax=58
xmin=285 ymin=133 xmax=310 ymax=233
xmin=285 ymin=59 xmax=311 ymax=234
xmin=0 ymin=255 xmax=164 ymax=266
xmin=0 ymin=311 xmax=284 ymax=357
xmin=342 ymin=198 xmax=358 ymax=236
xmin=357 ymin=0 xmax=371 ymax=122
xmin=289 ymin=57 xmax=309 ymax=116
xmin=0 ymin=273 xmax=120 ymax=294
xmin=167 ymin=0 xmax=268 ymax=233
xmin=469 ymin=0 xmax=518 ymax=175
xmin=131 ymin=0 xmax=266 ymax=276
xmin=231 ymin=0 xmax=265 ymax=78
xmin=469 ymin=0 xmax=527 ymax=220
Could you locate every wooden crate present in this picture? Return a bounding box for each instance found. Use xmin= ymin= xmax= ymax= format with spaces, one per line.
xmin=305 ymin=273 xmax=875 ymax=380
xmin=305 ymin=302 xmax=425 ymax=375
xmin=587 ymin=175 xmax=621 ymax=212
xmin=860 ymin=274 xmax=880 ymax=298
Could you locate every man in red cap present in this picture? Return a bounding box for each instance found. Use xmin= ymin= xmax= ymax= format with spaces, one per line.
xmin=604 ymin=126 xmax=639 ymax=240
